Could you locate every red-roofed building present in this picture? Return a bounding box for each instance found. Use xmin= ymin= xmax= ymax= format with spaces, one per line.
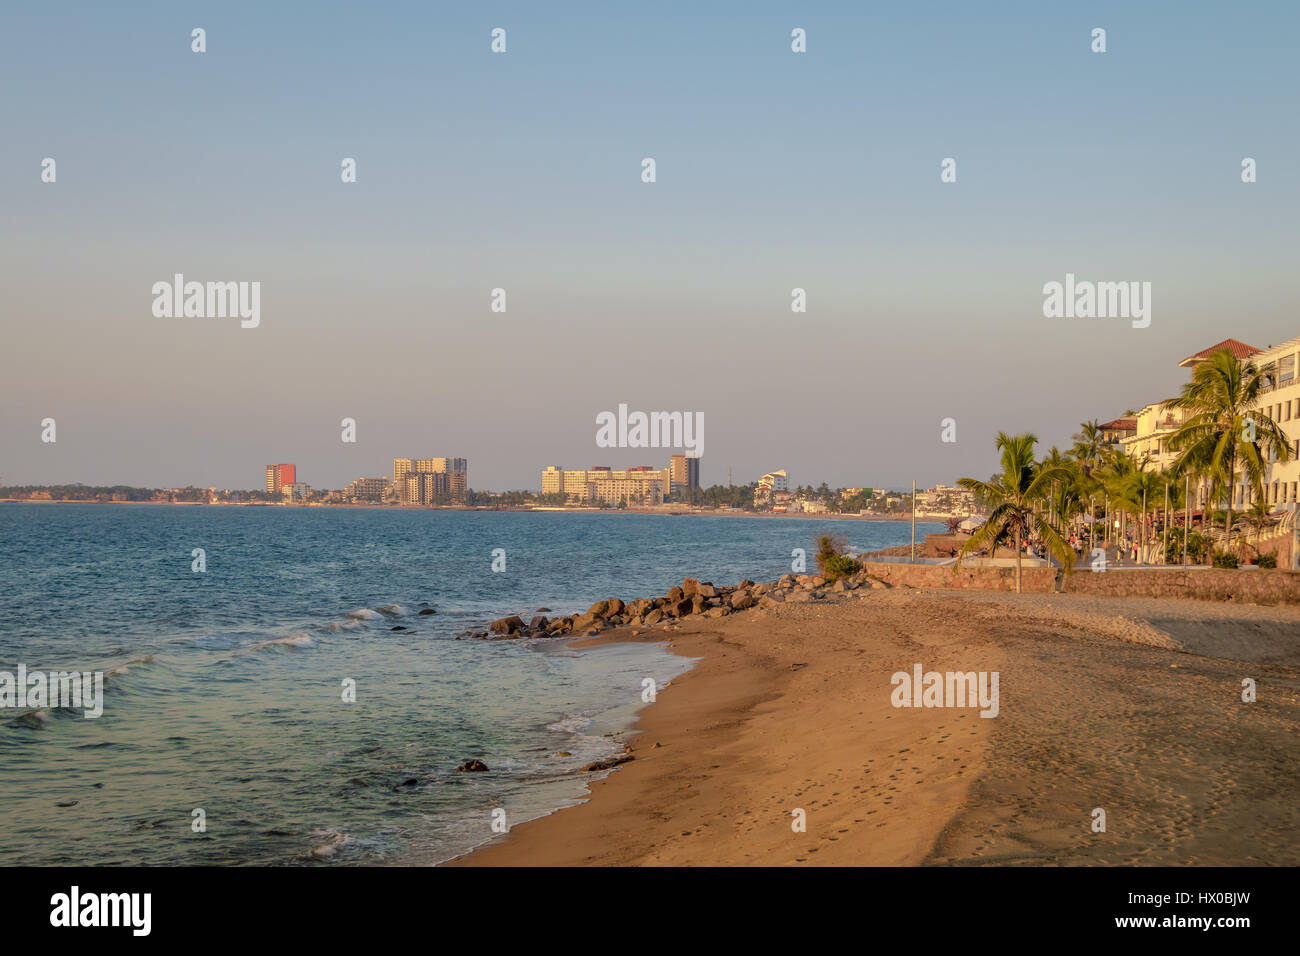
xmin=1098 ymin=418 xmax=1137 ymax=443
xmin=1177 ymin=338 xmax=1262 ymax=368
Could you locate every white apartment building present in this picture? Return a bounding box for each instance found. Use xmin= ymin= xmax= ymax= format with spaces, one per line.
xmin=1122 ymin=336 xmax=1300 ymax=510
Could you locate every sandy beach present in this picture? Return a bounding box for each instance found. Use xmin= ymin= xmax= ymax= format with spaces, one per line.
xmin=455 ymin=588 xmax=1300 ymax=866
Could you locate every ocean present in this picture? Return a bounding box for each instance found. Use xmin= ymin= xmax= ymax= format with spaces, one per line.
xmin=0 ymin=504 xmax=937 ymax=865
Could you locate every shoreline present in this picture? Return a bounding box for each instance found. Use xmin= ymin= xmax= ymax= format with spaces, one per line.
xmin=0 ymin=499 xmax=959 ymax=521
xmin=452 ymin=587 xmax=1300 ymax=866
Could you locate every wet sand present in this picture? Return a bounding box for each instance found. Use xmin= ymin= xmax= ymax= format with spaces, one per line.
xmin=454 ymin=589 xmax=1300 ymax=866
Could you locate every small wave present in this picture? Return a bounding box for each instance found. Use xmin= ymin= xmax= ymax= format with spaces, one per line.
xmin=301 ymin=827 xmax=351 ymax=860
xmin=107 ymin=653 xmax=156 ymax=676
xmin=344 ymin=609 xmax=381 ymax=621
xmin=7 ymin=709 xmax=49 ymax=729
xmin=247 ymin=632 xmax=315 ymax=650
xmin=325 ymin=620 xmax=360 ymax=632
xmin=376 ymin=604 xmax=409 ymax=617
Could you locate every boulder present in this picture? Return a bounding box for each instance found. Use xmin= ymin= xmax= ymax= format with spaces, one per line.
xmin=674 ymin=598 xmax=695 ymax=617
xmin=787 ymin=590 xmax=813 ymax=603
xmin=691 ymin=595 xmax=707 ymax=614
xmin=683 ymin=577 xmax=717 ymax=598
xmin=418 ymin=608 xmax=437 ymax=615
xmin=644 ymin=608 xmax=665 ymax=625
xmin=704 ymin=606 xmax=731 ymax=618
xmin=587 ymin=600 xmax=611 ymax=618
xmin=730 ymin=592 xmax=756 ymax=610
xmin=489 ymin=615 xmax=525 ymax=634
xmin=666 ymin=586 xmax=684 ymax=603
xmin=529 ymin=615 xmax=550 ymax=630
xmin=456 ymin=759 xmax=489 ymax=773
xmin=605 ymin=598 xmax=625 ymax=616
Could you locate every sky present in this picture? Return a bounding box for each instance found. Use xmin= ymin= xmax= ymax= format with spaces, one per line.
xmin=2 ymin=1 xmax=1298 ymax=491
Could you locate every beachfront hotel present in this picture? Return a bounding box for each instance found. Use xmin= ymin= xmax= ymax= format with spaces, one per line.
xmin=265 ymin=463 xmax=296 ymax=495
xmin=1119 ymin=336 xmax=1300 ymax=508
xmin=392 ymin=457 xmax=468 ymax=505
xmin=541 ymin=464 xmax=672 ymax=505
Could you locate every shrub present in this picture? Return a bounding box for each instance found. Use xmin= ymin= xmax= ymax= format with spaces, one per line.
xmin=814 ymin=533 xmax=860 ymax=581
xmin=1212 ymin=550 xmax=1239 ymax=569
xmin=1164 ymin=528 xmax=1208 ymax=565
xmin=1256 ymin=552 xmax=1278 ymax=569
xmin=823 ymin=553 xmax=861 ymax=582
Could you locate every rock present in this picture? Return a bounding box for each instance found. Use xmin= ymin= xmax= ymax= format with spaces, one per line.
xmin=489 ymin=615 xmax=525 ymax=634
xmin=779 ymin=574 xmax=795 ymax=586
xmin=399 ymin=778 xmax=419 ymax=787
xmin=759 ymin=594 xmax=783 ymax=609
xmin=683 ymin=577 xmax=717 ymax=598
xmin=787 ymin=590 xmax=813 ymax=603
xmin=812 ymin=576 xmax=826 ymax=587
xmin=705 ymin=606 xmax=731 ymax=618
xmin=644 ymin=608 xmax=664 ymax=625
xmin=730 ymin=592 xmax=756 ymax=610
xmin=536 ymin=607 xmax=552 ymax=612
xmin=456 ymin=759 xmax=489 ymax=773
xmin=582 ymin=755 xmax=634 ymax=772
xmin=606 ymin=598 xmax=625 ymax=616
xmin=418 ymin=608 xmax=437 ymax=615
xmin=529 ymin=615 xmax=550 ymax=630
xmin=831 ymin=579 xmax=847 ymax=592
xmin=391 ymin=625 xmax=406 ymax=630
xmin=666 ymin=586 xmax=684 ymax=603
xmin=587 ymin=600 xmax=611 ymax=618
xmin=691 ymin=595 xmax=707 ymax=614
xmin=738 ymin=579 xmax=755 ymax=589
xmin=674 ymin=598 xmax=695 ymax=617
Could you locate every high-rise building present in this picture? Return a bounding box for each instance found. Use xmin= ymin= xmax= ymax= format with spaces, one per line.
xmin=394 ymin=456 xmax=468 ymax=504
xmin=265 ymin=464 xmax=296 ymax=495
xmin=670 ymin=453 xmax=700 ymax=495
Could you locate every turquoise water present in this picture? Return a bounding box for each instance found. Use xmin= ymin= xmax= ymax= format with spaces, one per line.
xmin=0 ymin=504 xmax=935 ymax=865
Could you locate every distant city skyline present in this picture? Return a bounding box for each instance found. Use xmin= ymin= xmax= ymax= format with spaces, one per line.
xmin=4 ymin=2 xmax=1297 ymax=490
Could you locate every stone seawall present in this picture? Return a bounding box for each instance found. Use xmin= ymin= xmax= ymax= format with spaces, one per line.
xmin=859 ymin=561 xmax=1057 ymax=593
xmin=860 ymin=560 xmax=1300 ymax=605
xmin=1060 ymin=567 xmax=1300 ymax=605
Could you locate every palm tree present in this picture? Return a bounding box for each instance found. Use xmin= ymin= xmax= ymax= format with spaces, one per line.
xmin=1070 ymin=420 xmax=1106 ymax=478
xmin=1167 ymin=349 xmax=1291 ymax=553
xmin=957 ymin=432 xmax=1074 ymax=593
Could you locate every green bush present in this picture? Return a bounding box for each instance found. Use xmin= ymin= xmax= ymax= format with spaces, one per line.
xmin=1164 ymin=528 xmax=1208 ymax=565
xmin=1256 ymin=553 xmax=1278 ymax=569
xmin=823 ymin=553 xmax=861 ymax=582
xmin=1212 ymin=550 xmax=1239 ymax=569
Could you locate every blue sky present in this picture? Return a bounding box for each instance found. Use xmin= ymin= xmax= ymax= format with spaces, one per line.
xmin=2 ymin=1 xmax=1298 ymax=490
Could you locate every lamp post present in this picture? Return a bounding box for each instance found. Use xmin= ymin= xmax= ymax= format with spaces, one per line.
xmin=910 ymin=480 xmax=916 ymax=564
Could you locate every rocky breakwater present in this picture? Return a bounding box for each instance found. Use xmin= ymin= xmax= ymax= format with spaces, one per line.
xmin=469 ymin=570 xmax=892 ymax=641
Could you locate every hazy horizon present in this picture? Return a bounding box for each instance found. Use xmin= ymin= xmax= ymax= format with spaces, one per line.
xmin=4 ymin=1 xmax=1298 ymax=491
